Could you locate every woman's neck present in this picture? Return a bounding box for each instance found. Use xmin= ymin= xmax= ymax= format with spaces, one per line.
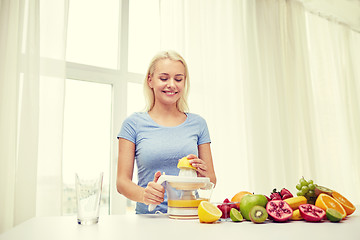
xmin=148 ymin=104 xmax=186 ymax=127
xmin=150 ymin=103 xmax=180 ymax=115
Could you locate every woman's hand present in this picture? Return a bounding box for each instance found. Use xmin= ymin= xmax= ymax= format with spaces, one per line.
xmin=143 ymin=171 xmax=165 ymax=205
xmin=187 ymin=154 xmax=209 ymax=178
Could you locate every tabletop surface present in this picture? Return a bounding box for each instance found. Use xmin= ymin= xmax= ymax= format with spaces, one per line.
xmin=0 ymin=210 xmax=359 ymax=240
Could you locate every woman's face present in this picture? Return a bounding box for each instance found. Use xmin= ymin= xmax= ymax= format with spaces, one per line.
xmin=148 ymin=59 xmax=186 ymax=108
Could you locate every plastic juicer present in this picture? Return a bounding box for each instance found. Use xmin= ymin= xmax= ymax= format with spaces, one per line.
xmin=148 ymin=157 xmax=214 ymax=219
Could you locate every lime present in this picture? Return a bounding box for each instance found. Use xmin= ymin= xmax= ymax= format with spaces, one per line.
xmin=326 ymin=208 xmax=343 ymax=222
xmin=198 ymin=201 xmax=222 ymax=223
xmin=230 ymin=208 xmax=243 ymax=222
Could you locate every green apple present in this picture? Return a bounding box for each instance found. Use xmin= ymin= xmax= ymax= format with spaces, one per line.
xmin=239 ymin=194 xmax=268 ymax=221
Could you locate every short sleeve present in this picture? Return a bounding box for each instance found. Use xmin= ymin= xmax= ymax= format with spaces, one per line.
xmin=117 ymin=114 xmax=137 ymax=143
xmin=197 ymin=116 xmax=211 ymax=145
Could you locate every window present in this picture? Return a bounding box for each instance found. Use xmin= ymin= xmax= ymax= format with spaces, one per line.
xmin=127 ymin=82 xmax=146 ymax=113
xmin=128 ymin=0 xmax=160 ymax=74
xmin=66 ymin=0 xmax=119 ymax=69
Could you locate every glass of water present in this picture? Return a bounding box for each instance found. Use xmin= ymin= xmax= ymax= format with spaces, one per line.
xmin=75 ymin=172 xmax=103 ymax=225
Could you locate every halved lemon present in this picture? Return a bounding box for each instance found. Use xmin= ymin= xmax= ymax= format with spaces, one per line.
xmin=198 ymin=201 xmax=222 ymax=223
xmin=177 ymin=157 xmax=196 ymax=170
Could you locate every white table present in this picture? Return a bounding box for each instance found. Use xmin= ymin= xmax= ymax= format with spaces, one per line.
xmin=1 ymin=211 xmax=359 ymax=240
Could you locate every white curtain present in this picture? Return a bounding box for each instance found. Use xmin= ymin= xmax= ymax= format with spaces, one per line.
xmin=0 ymin=0 xmax=40 ymax=232
xmin=159 ymin=0 xmax=360 ymax=203
xmin=36 ymin=0 xmax=68 ymax=218
xmin=0 ymin=0 xmax=68 ymax=233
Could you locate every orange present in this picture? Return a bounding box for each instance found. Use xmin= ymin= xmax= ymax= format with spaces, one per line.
xmin=332 ymin=191 xmax=356 ymax=216
xmin=231 ymin=191 xmax=252 ymax=208
xmin=315 ymin=193 xmax=346 ymax=219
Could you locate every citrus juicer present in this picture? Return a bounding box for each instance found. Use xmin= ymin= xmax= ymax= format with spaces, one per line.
xmin=148 ymin=157 xmax=214 ymax=219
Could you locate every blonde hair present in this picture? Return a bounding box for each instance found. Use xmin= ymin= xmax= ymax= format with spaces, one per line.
xmin=143 ymin=50 xmax=190 ymax=112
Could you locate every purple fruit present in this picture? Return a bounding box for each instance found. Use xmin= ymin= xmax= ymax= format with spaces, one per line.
xmin=266 ymin=200 xmax=293 ymax=222
xmin=298 ymin=204 xmax=325 ymax=222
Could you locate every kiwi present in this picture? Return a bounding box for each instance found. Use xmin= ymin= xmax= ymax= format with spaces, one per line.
xmin=249 ymin=206 xmax=268 ymax=223
xmin=315 ymin=185 xmax=333 ymax=196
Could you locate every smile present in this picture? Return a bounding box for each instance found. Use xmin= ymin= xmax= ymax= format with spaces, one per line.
xmin=163 ymin=91 xmax=177 ymax=96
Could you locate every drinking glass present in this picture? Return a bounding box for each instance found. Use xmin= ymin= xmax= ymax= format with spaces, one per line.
xmin=75 ymin=172 xmax=103 ymax=225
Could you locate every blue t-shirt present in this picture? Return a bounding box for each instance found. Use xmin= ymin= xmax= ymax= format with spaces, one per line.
xmin=117 ymin=112 xmax=211 ymax=214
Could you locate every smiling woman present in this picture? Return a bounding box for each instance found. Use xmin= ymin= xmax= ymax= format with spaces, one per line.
xmin=116 ymin=50 xmax=217 ymax=214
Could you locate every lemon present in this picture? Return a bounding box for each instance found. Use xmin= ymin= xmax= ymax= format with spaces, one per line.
xmin=198 ymin=201 xmax=222 ymax=223
xmin=177 ymin=157 xmax=196 ymax=170
xmin=230 ymin=208 xmax=243 ymax=222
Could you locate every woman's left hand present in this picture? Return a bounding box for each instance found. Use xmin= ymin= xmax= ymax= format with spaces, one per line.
xmin=187 ymin=154 xmax=208 ymax=178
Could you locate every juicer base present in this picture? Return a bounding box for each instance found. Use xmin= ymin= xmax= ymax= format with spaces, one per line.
xmin=168 ymin=207 xmax=198 ymax=219
xmin=168 ymin=215 xmax=198 ymax=220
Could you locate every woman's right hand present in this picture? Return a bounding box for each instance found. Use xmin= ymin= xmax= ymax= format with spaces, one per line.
xmin=143 ymin=171 xmax=165 ymax=205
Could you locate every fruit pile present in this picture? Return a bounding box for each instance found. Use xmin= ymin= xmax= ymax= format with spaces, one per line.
xmin=197 ymin=176 xmax=356 ymax=224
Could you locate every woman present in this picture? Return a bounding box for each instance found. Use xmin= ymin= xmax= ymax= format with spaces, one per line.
xmin=116 ymin=50 xmax=216 ymax=214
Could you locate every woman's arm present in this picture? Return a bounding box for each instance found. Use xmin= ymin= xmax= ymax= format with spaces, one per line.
xmin=116 ymin=138 xmax=164 ymax=205
xmin=188 ymin=143 xmax=217 ymax=186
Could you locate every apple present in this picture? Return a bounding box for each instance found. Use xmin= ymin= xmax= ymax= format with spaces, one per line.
xmin=239 ymin=194 xmax=268 ymax=221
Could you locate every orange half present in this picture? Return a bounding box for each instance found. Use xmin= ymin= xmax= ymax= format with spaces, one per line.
xmin=332 ymin=191 xmax=356 ymax=216
xmin=315 ymin=193 xmax=346 ymax=219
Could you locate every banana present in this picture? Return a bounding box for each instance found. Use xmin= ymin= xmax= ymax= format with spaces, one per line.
xmin=291 ymin=209 xmax=303 ymax=220
xmin=284 ymin=196 xmax=307 ymax=210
